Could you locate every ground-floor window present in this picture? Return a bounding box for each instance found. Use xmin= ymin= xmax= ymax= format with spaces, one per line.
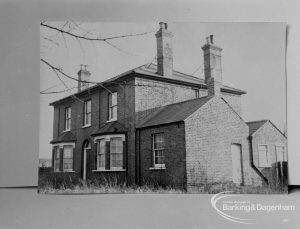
xmin=95 ymin=134 xmax=125 ymax=171
xmin=53 ymin=147 xmax=60 ymax=172
xmin=152 ymin=133 xmax=165 ymax=168
xmin=52 ymin=143 xmax=74 ymax=172
xmin=258 ymin=144 xmax=269 ymax=167
xmin=63 ymin=145 xmax=73 ymax=171
xmin=275 ymin=145 xmax=286 ymax=162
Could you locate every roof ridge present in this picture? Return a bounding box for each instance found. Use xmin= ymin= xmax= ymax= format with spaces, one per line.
xmin=144 ymin=63 xmax=204 ymax=81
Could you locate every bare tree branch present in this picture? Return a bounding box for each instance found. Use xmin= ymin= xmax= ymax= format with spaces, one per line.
xmin=40 ymin=22 xmax=154 ymax=41
xmin=40 ymin=87 xmax=78 ymax=94
xmin=40 ymin=58 xmax=113 ymax=94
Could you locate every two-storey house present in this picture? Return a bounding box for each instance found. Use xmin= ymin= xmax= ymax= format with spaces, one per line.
xmin=49 ymin=22 xmax=287 ymax=190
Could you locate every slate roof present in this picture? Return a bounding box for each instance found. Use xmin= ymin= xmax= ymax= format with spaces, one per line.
xmin=50 ymin=131 xmax=77 ymax=144
xmin=91 ymin=121 xmax=127 ymax=136
xmin=136 ymin=96 xmax=213 ymax=129
xmin=246 ymin=120 xmax=269 ymax=136
xmin=50 ymin=63 xmax=246 ymax=106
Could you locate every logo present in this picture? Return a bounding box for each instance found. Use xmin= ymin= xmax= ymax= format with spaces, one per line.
xmin=211 ymin=191 xmax=296 ymax=224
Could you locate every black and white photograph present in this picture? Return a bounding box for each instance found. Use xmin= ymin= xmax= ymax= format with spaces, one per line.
xmin=38 ymin=22 xmax=287 ymax=194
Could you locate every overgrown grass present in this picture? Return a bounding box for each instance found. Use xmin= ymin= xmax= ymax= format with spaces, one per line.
xmin=38 ymin=169 xmax=287 ymax=194
xmin=38 ymin=179 xmax=185 ymax=194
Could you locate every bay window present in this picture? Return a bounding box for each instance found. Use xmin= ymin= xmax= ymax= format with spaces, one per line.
xmin=94 ymin=134 xmax=125 ymax=171
xmin=52 ymin=143 xmax=75 ymax=172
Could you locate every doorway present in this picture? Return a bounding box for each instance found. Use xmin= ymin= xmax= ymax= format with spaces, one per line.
xmin=82 ymin=141 xmax=91 ymax=180
xmin=231 ymin=144 xmax=243 ymax=185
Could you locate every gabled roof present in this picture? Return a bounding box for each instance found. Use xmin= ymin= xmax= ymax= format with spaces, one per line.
xmin=136 ymin=96 xmax=212 ymax=129
xmin=246 ymin=120 xmax=269 ymax=136
xmin=50 ymin=131 xmax=77 ymax=144
xmin=91 ymin=121 xmax=127 ymax=136
xmin=246 ymin=119 xmax=287 ymax=138
xmin=50 ymin=63 xmax=246 ymax=106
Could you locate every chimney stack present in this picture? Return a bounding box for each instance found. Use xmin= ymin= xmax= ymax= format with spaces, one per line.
xmin=77 ymin=64 xmax=91 ymax=92
xmin=202 ymin=35 xmax=223 ymax=96
xmin=155 ymin=22 xmax=173 ymax=77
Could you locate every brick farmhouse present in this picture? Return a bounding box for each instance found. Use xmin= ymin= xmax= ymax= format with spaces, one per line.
xmin=49 ymin=23 xmax=287 ymax=190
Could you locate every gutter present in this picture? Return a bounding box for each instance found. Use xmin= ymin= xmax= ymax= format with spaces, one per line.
xmin=248 ymin=135 xmax=269 ymax=185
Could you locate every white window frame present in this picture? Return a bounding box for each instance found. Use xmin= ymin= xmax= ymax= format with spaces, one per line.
xmin=83 ymin=100 xmax=91 ymax=127
xmin=152 ymin=133 xmax=165 ymax=169
xmin=108 ymin=92 xmax=117 ymax=122
xmin=52 ymin=143 xmax=75 ymax=172
xmin=275 ymin=144 xmax=286 ymax=162
xmin=63 ymin=145 xmax=74 ymax=172
xmin=93 ymin=134 xmax=125 ymax=172
xmin=258 ymin=144 xmax=269 ymax=167
xmin=96 ymin=138 xmax=106 ymax=170
xmin=64 ymin=107 xmax=71 ymax=131
xmin=53 ymin=147 xmax=60 ymax=172
xmin=110 ymin=137 xmax=123 ymax=169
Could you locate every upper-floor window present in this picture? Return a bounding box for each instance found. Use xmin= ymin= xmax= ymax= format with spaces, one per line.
xmin=195 ymin=89 xmax=200 ymax=98
xmin=64 ymin=107 xmax=71 ymax=131
xmin=258 ymin=145 xmax=269 ymax=167
xmin=275 ymin=145 xmax=286 ymax=162
xmin=108 ymin=92 xmax=117 ymax=121
xmin=83 ymin=100 xmax=91 ymax=126
xmin=152 ymin=133 xmax=165 ymax=168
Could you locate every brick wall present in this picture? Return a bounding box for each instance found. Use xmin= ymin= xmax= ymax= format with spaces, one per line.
xmin=51 ymin=78 xmax=138 ymax=183
xmin=184 ymin=97 xmax=262 ymax=190
xmin=138 ymin=122 xmax=186 ymax=189
xmin=134 ymin=78 xmax=207 ymax=123
xmin=251 ymin=121 xmax=287 ymax=180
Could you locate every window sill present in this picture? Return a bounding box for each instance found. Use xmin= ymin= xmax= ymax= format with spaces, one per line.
xmin=62 ymin=129 xmax=71 ymax=133
xmin=82 ymin=124 xmax=91 ymax=129
xmin=149 ymin=166 xmax=166 ymax=170
xmin=106 ymin=119 xmax=117 ymax=123
xmin=92 ymin=169 xmax=126 ymax=172
xmin=54 ymin=170 xmax=75 ymax=173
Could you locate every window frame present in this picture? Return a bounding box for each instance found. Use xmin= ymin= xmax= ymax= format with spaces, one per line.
xmin=96 ymin=138 xmax=106 ymax=170
xmin=52 ymin=143 xmax=75 ymax=173
xmin=194 ymin=89 xmax=200 ymax=98
xmin=64 ymin=106 xmax=71 ymax=131
xmin=93 ymin=134 xmax=125 ymax=172
xmin=258 ymin=144 xmax=269 ymax=167
xmin=152 ymin=133 xmax=165 ymax=169
xmin=108 ymin=92 xmax=118 ymax=122
xmin=110 ymin=137 xmax=123 ymax=169
xmin=83 ymin=99 xmax=91 ymax=127
xmin=63 ymin=145 xmax=74 ymax=172
xmin=53 ymin=147 xmax=60 ymax=172
xmin=275 ymin=144 xmax=286 ymax=162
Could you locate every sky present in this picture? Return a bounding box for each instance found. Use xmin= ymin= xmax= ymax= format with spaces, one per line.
xmin=40 ymin=22 xmax=286 ymax=159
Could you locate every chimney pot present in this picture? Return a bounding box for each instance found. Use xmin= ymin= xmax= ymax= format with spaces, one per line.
xmin=78 ymin=65 xmax=91 ymax=92
xmin=206 ymin=37 xmax=210 ymax=44
xmin=210 ymin=35 xmax=214 ymax=44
